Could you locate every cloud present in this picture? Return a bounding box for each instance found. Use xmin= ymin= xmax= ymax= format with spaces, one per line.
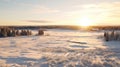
xmin=30 ymin=5 xmax=60 ymax=14
xmin=64 ymin=2 xmax=120 ymax=20
xmin=2 ymin=0 xmax=16 ymax=2
xmin=18 ymin=3 xmax=60 ymax=14
xmin=25 ymin=20 xmax=53 ymax=23
xmin=59 ymin=2 xmax=120 ymax=25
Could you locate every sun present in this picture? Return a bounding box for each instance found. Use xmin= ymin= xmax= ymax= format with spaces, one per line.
xmin=77 ymin=17 xmax=93 ymax=26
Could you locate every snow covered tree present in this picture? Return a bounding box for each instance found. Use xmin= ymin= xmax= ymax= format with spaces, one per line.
xmin=38 ymin=30 xmax=44 ymax=35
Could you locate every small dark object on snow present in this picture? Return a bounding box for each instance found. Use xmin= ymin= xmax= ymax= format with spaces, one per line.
xmin=38 ymin=30 xmax=44 ymax=35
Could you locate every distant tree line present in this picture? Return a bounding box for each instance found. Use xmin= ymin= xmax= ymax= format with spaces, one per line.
xmin=90 ymin=26 xmax=120 ymax=30
xmin=0 ymin=25 xmax=120 ymax=30
xmin=0 ymin=27 xmax=44 ymax=38
xmin=0 ymin=25 xmax=81 ymax=30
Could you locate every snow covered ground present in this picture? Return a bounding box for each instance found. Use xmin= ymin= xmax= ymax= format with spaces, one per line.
xmin=0 ymin=29 xmax=120 ymax=67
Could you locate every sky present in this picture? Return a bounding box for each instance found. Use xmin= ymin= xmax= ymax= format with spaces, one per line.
xmin=0 ymin=0 xmax=120 ymax=26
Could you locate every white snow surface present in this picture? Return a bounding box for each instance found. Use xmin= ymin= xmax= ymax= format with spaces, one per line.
xmin=0 ymin=29 xmax=120 ymax=67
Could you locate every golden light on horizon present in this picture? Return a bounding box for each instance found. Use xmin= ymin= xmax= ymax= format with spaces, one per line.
xmin=77 ymin=17 xmax=93 ymax=26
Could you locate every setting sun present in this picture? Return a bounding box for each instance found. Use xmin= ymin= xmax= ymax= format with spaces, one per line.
xmin=77 ymin=17 xmax=93 ymax=26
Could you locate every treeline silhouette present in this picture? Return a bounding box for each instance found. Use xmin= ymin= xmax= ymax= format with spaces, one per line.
xmin=89 ymin=26 xmax=120 ymax=30
xmin=0 ymin=27 xmax=44 ymax=38
xmin=0 ymin=25 xmax=120 ymax=30
xmin=0 ymin=25 xmax=81 ymax=30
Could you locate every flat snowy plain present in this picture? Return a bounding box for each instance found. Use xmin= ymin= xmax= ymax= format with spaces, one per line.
xmin=0 ymin=29 xmax=120 ymax=67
